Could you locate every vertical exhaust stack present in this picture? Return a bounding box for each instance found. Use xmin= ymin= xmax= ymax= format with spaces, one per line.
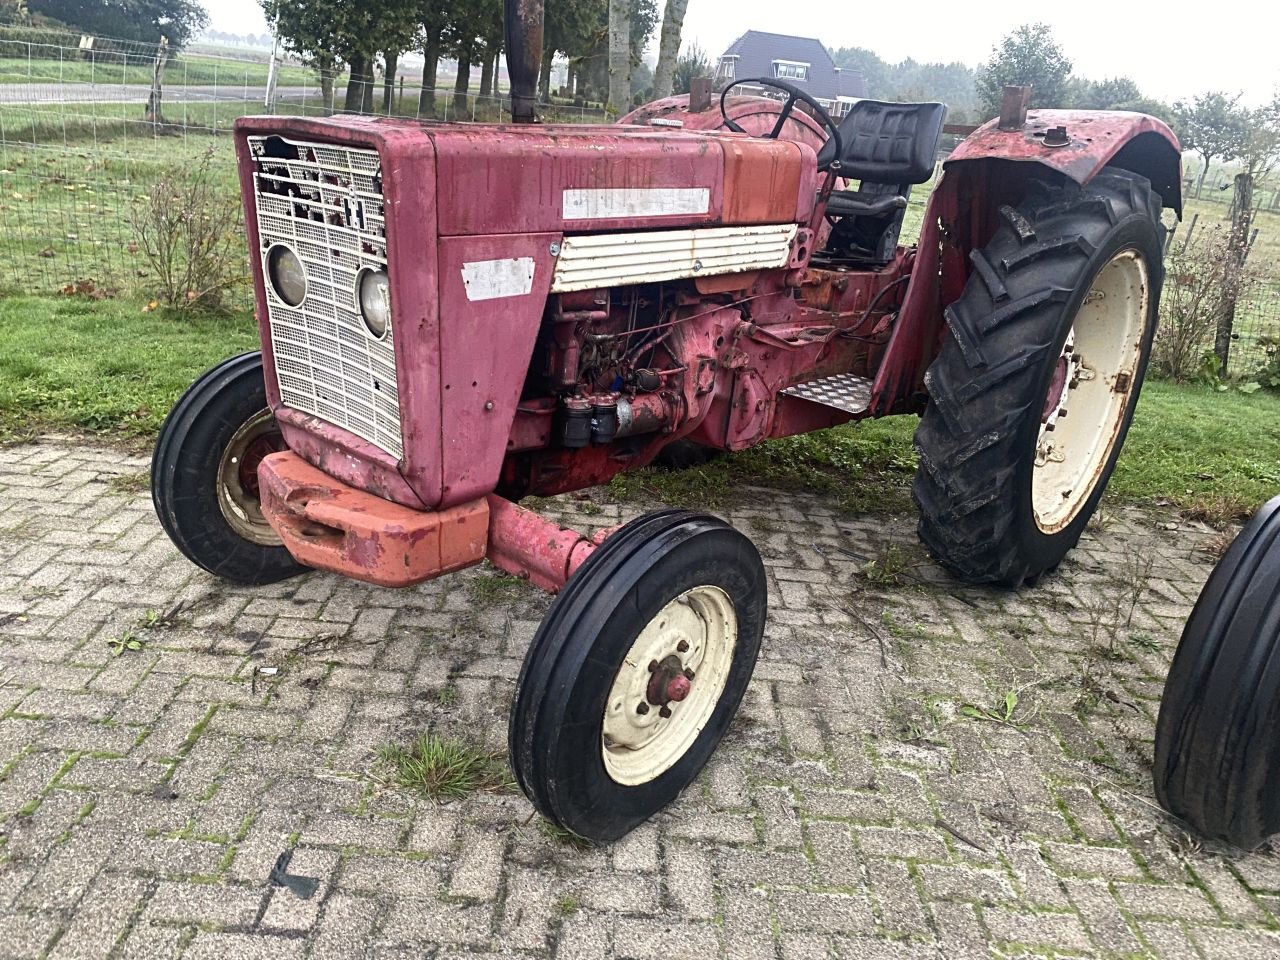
xmin=505 ymin=0 xmax=545 ymax=123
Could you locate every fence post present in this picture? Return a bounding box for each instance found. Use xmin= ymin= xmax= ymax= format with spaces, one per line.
xmin=1215 ymin=172 xmax=1255 ymax=376
xmin=264 ymin=28 xmax=281 ymax=112
xmin=145 ymin=35 xmax=169 ymax=127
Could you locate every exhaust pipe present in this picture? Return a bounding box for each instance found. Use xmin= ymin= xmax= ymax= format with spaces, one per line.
xmin=504 ymin=0 xmax=544 ymax=123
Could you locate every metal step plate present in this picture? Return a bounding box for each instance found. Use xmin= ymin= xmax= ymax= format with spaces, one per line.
xmin=781 ymin=373 xmax=874 ymax=415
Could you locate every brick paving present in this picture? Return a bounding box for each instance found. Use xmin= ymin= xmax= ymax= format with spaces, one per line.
xmin=3 ymin=439 xmax=1280 ymax=959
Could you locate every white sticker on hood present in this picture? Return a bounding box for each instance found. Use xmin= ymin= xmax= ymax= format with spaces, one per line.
xmin=562 ymin=187 xmax=711 ymax=220
xmin=460 ymin=257 xmax=536 ymax=302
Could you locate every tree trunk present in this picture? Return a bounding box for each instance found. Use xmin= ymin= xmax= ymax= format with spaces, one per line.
xmin=344 ymin=53 xmax=371 ymax=113
xmin=453 ymin=50 xmax=471 ymax=117
xmin=1195 ymin=156 xmax=1211 ymax=199
xmin=361 ymin=65 xmax=374 ymax=114
xmin=1215 ymin=172 xmax=1254 ymax=376
xmin=479 ymin=46 xmax=494 ymax=98
xmin=650 ymin=0 xmax=688 ymax=100
xmin=607 ymin=0 xmax=630 ymax=113
xmin=383 ymin=49 xmax=399 ymax=114
xmin=418 ymin=37 xmax=441 ymax=117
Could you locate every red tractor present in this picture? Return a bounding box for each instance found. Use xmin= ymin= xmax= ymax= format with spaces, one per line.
xmin=151 ymin=4 xmax=1182 ymax=842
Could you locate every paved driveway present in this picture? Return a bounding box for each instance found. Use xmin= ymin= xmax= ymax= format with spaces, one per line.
xmin=2 ymin=440 xmax=1279 ymax=959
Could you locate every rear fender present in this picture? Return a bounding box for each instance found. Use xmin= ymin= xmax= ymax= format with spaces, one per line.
xmin=945 ymin=109 xmax=1182 ymax=216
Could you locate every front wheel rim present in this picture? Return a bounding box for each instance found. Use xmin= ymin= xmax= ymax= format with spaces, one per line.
xmin=217 ymin=408 xmax=285 ymax=546
xmin=1032 ymin=248 xmax=1149 ymax=533
xmin=601 ymin=585 xmax=738 ymax=786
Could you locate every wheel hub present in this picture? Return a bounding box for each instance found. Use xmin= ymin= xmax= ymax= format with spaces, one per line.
xmin=601 ymin=585 xmax=738 ymax=786
xmin=646 ymin=654 xmax=694 ymax=707
xmin=1031 ymin=249 xmax=1148 ymax=532
xmin=217 ymin=408 xmax=287 ymax=547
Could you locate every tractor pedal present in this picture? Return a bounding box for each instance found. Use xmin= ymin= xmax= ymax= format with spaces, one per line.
xmin=781 ymin=373 xmax=874 ymax=415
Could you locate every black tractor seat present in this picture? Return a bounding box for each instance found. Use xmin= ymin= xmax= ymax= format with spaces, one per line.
xmin=824 ymin=192 xmax=908 ymax=218
xmin=816 ymin=99 xmax=947 ymax=263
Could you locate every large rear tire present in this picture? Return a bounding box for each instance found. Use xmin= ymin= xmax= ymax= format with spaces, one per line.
xmin=1154 ymin=497 xmax=1280 ymax=849
xmin=152 ymin=352 xmax=306 ymax=585
xmin=509 ymin=510 xmax=766 ymax=842
xmin=913 ymin=167 xmax=1164 ymax=586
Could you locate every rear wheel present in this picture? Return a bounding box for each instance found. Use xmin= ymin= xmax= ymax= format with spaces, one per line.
xmin=509 ymin=510 xmax=766 ymax=842
xmin=152 ymin=351 xmax=306 ymax=585
xmin=1154 ymin=497 xmax=1280 ymax=848
xmin=913 ymin=167 xmax=1164 ymax=585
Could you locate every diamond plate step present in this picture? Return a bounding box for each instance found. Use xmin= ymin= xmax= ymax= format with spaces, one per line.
xmin=781 ymin=373 xmax=874 ymax=415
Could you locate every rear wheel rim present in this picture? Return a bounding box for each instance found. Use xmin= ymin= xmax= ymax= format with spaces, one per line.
xmin=217 ymin=408 xmax=284 ymax=546
xmin=601 ymin=585 xmax=738 ymax=786
xmin=1032 ymin=249 xmax=1149 ymax=533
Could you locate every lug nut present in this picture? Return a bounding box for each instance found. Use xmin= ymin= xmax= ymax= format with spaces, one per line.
xmin=659 ymin=706 xmax=673 ymax=718
xmin=676 ymin=639 xmax=689 ymax=653
xmin=648 ymin=659 xmax=659 ymax=673
xmin=683 ymin=668 xmax=695 ymax=680
xmin=636 ymin=702 xmax=649 ymax=715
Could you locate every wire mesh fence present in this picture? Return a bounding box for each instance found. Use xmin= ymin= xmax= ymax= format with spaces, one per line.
xmin=0 ymin=26 xmax=608 ymax=302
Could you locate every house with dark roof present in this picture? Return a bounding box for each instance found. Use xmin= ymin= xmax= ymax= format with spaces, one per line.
xmin=716 ymin=31 xmax=866 ymax=116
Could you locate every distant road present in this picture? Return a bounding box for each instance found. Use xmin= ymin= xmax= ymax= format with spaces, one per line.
xmin=0 ymin=83 xmax=315 ymax=105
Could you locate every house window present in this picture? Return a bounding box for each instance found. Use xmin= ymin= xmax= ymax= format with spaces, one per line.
xmin=772 ymin=60 xmax=809 ymax=81
xmin=717 ymin=57 xmax=736 ymax=81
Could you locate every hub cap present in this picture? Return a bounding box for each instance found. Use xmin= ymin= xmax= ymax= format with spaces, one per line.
xmin=1033 ymin=249 xmax=1148 ymax=533
xmin=602 ymin=585 xmax=738 ymax=786
xmin=217 ymin=408 xmax=286 ymax=546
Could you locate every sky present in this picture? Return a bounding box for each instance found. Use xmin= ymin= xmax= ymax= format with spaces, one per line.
xmin=203 ymin=0 xmax=1279 ymax=107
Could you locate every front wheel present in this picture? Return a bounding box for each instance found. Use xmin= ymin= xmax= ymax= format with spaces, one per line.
xmin=1154 ymin=497 xmax=1280 ymax=849
xmin=913 ymin=167 xmax=1165 ymax=585
xmin=152 ymin=352 xmax=306 ymax=585
xmin=509 ymin=510 xmax=766 ymax=842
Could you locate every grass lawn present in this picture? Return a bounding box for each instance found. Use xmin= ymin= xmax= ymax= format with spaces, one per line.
xmin=0 ymin=294 xmax=255 ymax=441
xmin=2 ymin=293 xmax=1277 ymax=525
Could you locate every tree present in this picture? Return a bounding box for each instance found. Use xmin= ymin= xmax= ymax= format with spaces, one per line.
xmin=831 ymin=46 xmax=977 ymax=118
xmin=606 ymin=0 xmax=629 ymax=112
xmin=30 ymin=0 xmax=207 ymax=47
xmin=1173 ymin=92 xmax=1250 ymax=197
xmin=1068 ymin=76 xmax=1141 ymax=110
xmin=1237 ymin=96 xmax=1280 ymax=184
xmin=260 ymin=0 xmax=346 ymax=114
xmin=975 ymin=23 xmax=1072 ymax=116
xmin=671 ymin=41 xmax=708 ymax=96
xmin=650 ymin=0 xmax=687 ymax=100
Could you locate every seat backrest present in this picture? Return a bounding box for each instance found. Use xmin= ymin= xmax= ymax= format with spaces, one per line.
xmin=818 ymin=100 xmax=946 ymax=185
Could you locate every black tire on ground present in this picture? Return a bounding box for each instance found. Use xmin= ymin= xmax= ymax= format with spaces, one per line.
xmin=509 ymin=510 xmax=766 ymax=843
xmin=151 ymin=351 xmax=306 ymax=585
xmin=1153 ymin=496 xmax=1280 ymax=848
xmin=913 ymin=167 xmax=1165 ymax=586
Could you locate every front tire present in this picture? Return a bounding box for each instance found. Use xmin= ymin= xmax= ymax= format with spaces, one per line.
xmin=1154 ymin=497 xmax=1280 ymax=848
xmin=152 ymin=352 xmax=306 ymax=585
xmin=509 ymin=510 xmax=766 ymax=842
xmin=913 ymin=167 xmax=1164 ymax=585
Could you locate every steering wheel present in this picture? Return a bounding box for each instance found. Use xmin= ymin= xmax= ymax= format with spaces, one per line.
xmin=718 ymin=77 xmax=844 ymax=172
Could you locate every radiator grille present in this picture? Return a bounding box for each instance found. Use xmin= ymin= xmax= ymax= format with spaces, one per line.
xmin=247 ymin=135 xmax=402 ymax=458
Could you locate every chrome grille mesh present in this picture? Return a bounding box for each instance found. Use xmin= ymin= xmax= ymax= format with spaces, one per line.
xmin=247 ymin=135 xmax=402 ymax=458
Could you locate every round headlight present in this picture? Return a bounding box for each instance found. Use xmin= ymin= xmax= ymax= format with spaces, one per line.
xmin=265 ymin=244 xmax=307 ymax=307
xmin=357 ymin=268 xmax=391 ymax=339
